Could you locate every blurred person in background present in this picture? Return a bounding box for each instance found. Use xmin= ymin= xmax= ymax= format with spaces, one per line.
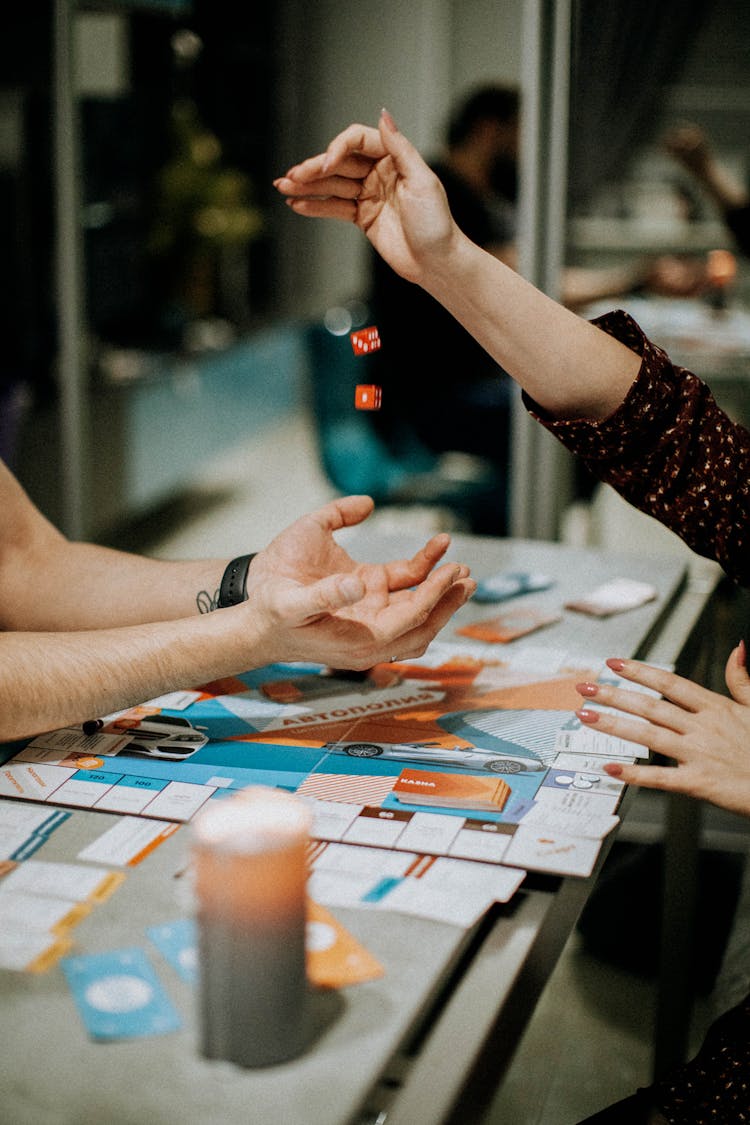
xmin=664 ymin=122 xmax=750 ymax=258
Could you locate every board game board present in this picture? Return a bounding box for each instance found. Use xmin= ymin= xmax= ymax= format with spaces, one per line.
xmin=0 ymin=641 xmax=648 ymax=878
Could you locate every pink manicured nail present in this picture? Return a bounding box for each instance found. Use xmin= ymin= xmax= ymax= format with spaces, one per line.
xmin=576 ymin=708 xmax=600 ymax=724
xmin=604 ymin=763 xmax=623 ymax=778
xmin=576 ymin=682 xmax=598 ymax=697
xmin=380 ymin=107 xmax=397 ymax=132
xmin=738 ymin=639 xmax=747 ymax=668
xmin=606 ymin=658 xmax=626 ymax=671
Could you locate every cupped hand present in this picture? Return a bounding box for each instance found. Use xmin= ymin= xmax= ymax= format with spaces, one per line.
xmin=245 ymin=494 xmax=456 ymax=594
xmin=243 ymin=494 xmax=474 ymax=669
xmin=574 ymin=645 xmax=750 ymax=817
xmin=273 ymin=110 xmax=458 ymax=286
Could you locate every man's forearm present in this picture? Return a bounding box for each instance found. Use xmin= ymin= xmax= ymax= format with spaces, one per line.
xmin=0 ymin=607 xmax=258 ymax=742
xmin=0 ymin=542 xmax=230 ymax=631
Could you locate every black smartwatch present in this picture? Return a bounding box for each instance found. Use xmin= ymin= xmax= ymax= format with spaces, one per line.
xmin=217 ymin=553 xmax=257 ymax=608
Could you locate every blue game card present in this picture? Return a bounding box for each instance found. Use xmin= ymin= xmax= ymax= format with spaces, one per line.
xmin=146 ymin=919 xmax=198 ymax=985
xmin=473 ymin=571 xmax=554 ymax=603
xmin=61 ymin=946 xmax=182 ymax=1040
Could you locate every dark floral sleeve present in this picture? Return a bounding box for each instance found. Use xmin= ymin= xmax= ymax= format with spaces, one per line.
xmin=651 ymin=992 xmax=750 ymax=1123
xmin=523 ymin=310 xmax=750 ymax=587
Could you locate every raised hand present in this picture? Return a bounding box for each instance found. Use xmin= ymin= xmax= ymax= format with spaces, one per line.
xmin=243 ymin=494 xmax=475 ymax=669
xmin=274 ymin=110 xmax=458 ymax=286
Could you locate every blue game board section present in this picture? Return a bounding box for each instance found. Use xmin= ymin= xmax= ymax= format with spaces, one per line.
xmin=311 ymin=756 xmax=411 ymax=778
xmin=190 ymin=740 xmax=325 ymax=775
xmin=109 ymin=774 xmax=165 ymax=793
xmin=72 ymin=743 xmax=325 ymax=795
xmin=1 ymin=657 xmax=592 ymax=830
xmin=170 ymin=698 xmax=255 ymax=740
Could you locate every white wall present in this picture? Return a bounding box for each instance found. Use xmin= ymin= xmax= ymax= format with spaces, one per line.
xmin=452 ymin=0 xmax=523 ymax=92
xmin=274 ymin=0 xmax=523 ymax=320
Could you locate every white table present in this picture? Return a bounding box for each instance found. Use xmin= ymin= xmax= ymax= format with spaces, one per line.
xmin=0 ymin=535 xmax=719 ymax=1125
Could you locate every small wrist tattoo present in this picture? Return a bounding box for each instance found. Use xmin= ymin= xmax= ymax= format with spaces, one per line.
xmin=197 ymin=587 xmax=220 ymax=614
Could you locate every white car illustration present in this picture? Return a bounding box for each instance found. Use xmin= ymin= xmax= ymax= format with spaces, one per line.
xmin=321 ymin=741 xmax=545 ymax=773
xmin=112 ymin=715 xmax=209 ymax=760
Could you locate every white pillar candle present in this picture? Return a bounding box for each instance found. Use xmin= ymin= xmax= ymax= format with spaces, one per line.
xmin=191 ymin=786 xmax=312 ymax=1067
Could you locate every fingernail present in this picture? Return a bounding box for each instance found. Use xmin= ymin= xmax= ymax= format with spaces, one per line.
xmin=576 ymin=708 xmax=600 ymax=724
xmin=606 ymin=658 xmax=626 ymax=671
xmin=604 ymin=762 xmax=623 ymax=778
xmin=738 ymin=639 xmax=747 ymax=668
xmin=576 ymin=682 xmax=598 ymax=697
xmin=380 ymin=107 xmax=397 ymax=132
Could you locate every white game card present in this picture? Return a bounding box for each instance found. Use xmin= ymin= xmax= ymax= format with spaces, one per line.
xmin=503 ymin=825 xmax=602 ymax=877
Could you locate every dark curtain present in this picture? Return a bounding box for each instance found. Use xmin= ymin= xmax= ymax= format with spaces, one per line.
xmin=568 ymin=0 xmax=714 ymax=211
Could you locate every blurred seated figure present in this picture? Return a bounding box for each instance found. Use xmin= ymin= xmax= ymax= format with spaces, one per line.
xmin=664 ymin=123 xmax=750 ymax=258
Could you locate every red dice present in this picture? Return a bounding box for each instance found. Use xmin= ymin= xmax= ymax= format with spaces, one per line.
xmin=355 ymin=384 xmax=382 ymax=410
xmin=350 ymin=326 xmax=381 ymax=355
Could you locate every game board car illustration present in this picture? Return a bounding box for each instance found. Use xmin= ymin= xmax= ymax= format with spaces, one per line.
xmin=111 ymin=715 xmax=209 ymax=760
xmin=321 ymin=740 xmax=545 ymax=773
xmin=436 ymin=707 xmax=573 ymax=769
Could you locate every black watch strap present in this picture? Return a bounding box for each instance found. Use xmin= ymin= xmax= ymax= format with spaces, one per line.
xmin=218 ymin=553 xmax=256 ymax=608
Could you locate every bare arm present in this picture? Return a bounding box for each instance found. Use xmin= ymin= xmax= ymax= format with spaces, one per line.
xmin=275 ymin=111 xmax=641 ymax=421
xmin=0 ymin=487 xmax=473 ymax=740
xmin=0 ymin=559 xmax=470 ymax=741
xmin=419 ymin=229 xmax=641 ymax=418
xmin=0 ymin=461 xmax=226 ymax=630
xmin=0 ymin=611 xmax=254 ymax=740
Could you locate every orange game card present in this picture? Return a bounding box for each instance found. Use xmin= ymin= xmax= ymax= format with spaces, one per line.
xmin=456 ymin=608 xmax=562 ymax=643
xmin=392 ymin=768 xmax=512 ymax=812
xmin=307 ymin=899 xmax=384 ymax=988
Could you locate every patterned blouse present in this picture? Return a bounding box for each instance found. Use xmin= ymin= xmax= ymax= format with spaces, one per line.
xmin=528 ymin=309 xmax=750 ymax=1119
xmin=523 ymin=310 xmax=750 ymax=588
xmin=650 ymin=992 xmax=750 ymax=1124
